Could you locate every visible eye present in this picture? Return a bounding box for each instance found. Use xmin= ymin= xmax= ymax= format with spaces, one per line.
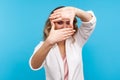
xmin=66 ymin=21 xmax=70 ymax=25
xmin=56 ymin=21 xmax=63 ymax=25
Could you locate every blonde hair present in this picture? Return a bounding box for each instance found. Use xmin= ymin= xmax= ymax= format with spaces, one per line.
xmin=43 ymin=6 xmax=78 ymax=41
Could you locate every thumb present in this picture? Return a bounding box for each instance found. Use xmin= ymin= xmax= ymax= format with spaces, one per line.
xmin=51 ymin=21 xmax=55 ymax=31
xmin=70 ymin=19 xmax=74 ymax=28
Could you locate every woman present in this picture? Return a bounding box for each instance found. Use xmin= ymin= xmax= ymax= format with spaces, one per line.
xmin=29 ymin=6 xmax=96 ymax=80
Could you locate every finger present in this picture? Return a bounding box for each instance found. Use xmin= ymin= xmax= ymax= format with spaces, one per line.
xmin=50 ymin=12 xmax=61 ymax=17
xmin=49 ymin=14 xmax=61 ymax=20
xmin=54 ymin=8 xmax=63 ymax=13
xmin=63 ymin=34 xmax=72 ymax=40
xmin=52 ymin=17 xmax=62 ymax=22
xmin=64 ymin=32 xmax=75 ymax=37
xmin=63 ymin=30 xmax=75 ymax=36
xmin=50 ymin=20 xmax=55 ymax=31
xmin=65 ymin=30 xmax=76 ymax=33
xmin=60 ymin=28 xmax=73 ymax=32
xmin=70 ymin=19 xmax=74 ymax=28
xmin=66 ymin=32 xmax=75 ymax=36
xmin=49 ymin=12 xmax=61 ymax=19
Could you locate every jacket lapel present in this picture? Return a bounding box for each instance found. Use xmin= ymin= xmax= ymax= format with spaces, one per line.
xmin=54 ymin=44 xmax=64 ymax=80
xmin=65 ymin=37 xmax=73 ymax=80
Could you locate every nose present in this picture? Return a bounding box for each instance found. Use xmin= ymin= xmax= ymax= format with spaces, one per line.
xmin=63 ymin=23 xmax=69 ymax=28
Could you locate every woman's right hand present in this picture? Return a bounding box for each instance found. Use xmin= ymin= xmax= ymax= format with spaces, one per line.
xmin=49 ymin=7 xmax=76 ymax=28
xmin=46 ymin=21 xmax=75 ymax=45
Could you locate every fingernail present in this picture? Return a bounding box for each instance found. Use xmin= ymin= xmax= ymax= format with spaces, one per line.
xmin=73 ymin=30 xmax=76 ymax=32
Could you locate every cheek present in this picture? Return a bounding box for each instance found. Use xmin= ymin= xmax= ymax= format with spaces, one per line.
xmin=55 ymin=24 xmax=63 ymax=29
xmin=68 ymin=25 xmax=72 ymax=28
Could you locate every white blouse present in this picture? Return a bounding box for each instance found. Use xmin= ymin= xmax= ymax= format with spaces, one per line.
xmin=29 ymin=11 xmax=96 ymax=80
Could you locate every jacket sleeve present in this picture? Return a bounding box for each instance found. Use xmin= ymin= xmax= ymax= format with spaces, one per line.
xmin=29 ymin=41 xmax=45 ymax=71
xmin=74 ymin=11 xmax=97 ymax=47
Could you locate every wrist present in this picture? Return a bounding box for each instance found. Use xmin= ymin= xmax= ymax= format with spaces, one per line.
xmin=74 ymin=8 xmax=83 ymax=18
xmin=46 ymin=37 xmax=55 ymax=46
xmin=74 ymin=7 xmax=78 ymax=16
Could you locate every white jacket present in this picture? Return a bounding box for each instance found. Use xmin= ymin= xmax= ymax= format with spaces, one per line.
xmin=29 ymin=11 xmax=96 ymax=80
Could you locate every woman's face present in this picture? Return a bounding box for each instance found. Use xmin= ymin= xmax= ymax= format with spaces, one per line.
xmin=54 ymin=19 xmax=73 ymax=30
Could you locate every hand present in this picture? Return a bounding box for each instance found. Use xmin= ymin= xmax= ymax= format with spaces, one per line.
xmin=46 ymin=21 xmax=75 ymax=45
xmin=49 ymin=7 xmax=76 ymax=28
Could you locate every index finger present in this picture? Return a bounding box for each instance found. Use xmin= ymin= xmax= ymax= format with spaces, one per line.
xmin=53 ymin=8 xmax=63 ymax=13
xmin=70 ymin=18 xmax=74 ymax=28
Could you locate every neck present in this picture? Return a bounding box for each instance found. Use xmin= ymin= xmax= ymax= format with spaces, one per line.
xmin=57 ymin=40 xmax=65 ymax=46
xmin=57 ymin=40 xmax=66 ymax=60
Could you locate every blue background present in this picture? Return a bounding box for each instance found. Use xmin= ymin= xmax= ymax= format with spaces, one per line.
xmin=0 ymin=0 xmax=120 ymax=80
